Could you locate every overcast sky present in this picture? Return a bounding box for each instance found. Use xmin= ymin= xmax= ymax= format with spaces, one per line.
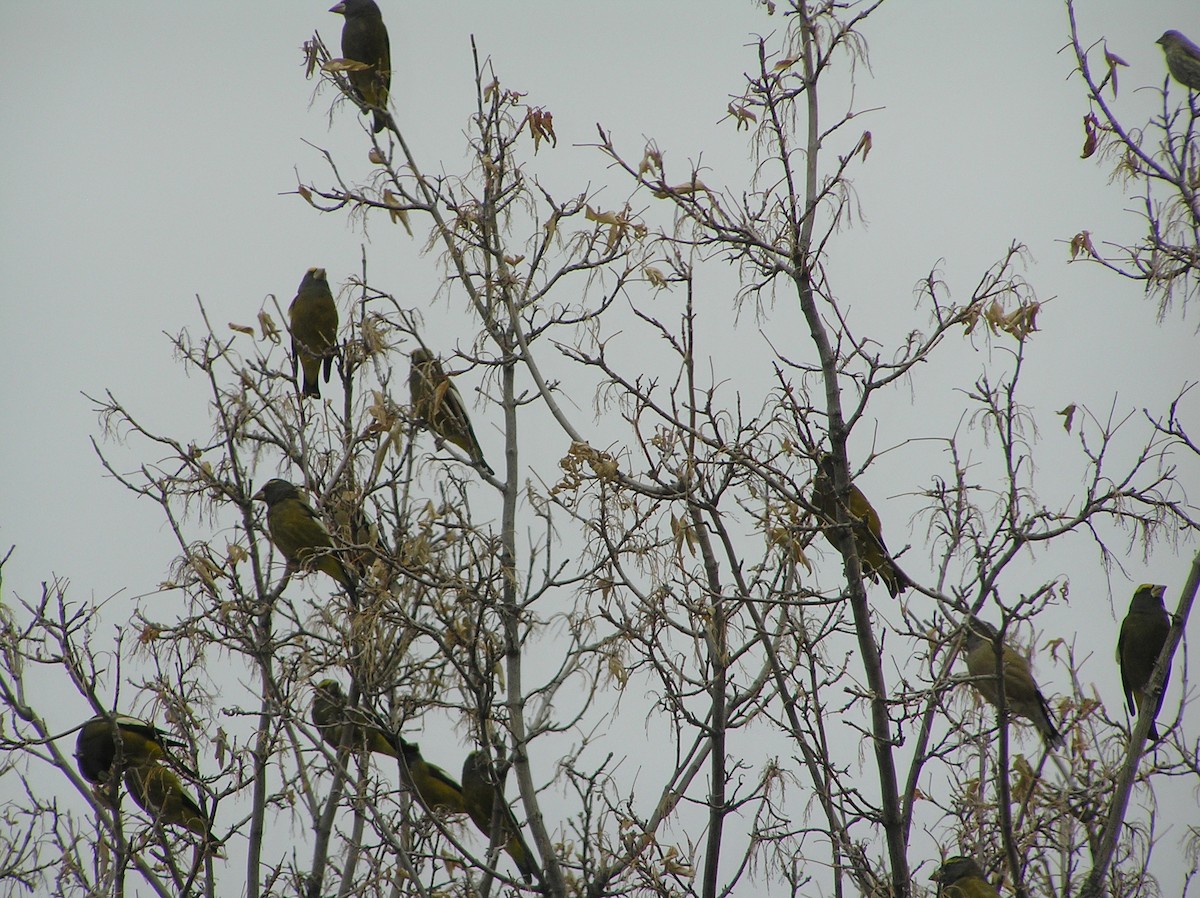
xmin=2 ymin=2 xmax=1197 ymax=895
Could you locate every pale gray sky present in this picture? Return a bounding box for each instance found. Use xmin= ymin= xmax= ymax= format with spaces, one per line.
xmin=2 ymin=2 xmax=1196 ymax=895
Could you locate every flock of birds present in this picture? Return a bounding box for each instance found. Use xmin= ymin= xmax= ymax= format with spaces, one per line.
xmin=65 ymin=6 xmax=1194 ymax=894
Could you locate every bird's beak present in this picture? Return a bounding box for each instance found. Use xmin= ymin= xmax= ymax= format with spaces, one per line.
xmin=252 ymin=487 xmax=265 ymax=502
xmin=329 ymin=2 xmax=346 ymax=13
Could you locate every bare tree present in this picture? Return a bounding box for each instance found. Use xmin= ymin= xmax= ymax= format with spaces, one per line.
xmin=1 ymin=3 xmax=1196 ymax=897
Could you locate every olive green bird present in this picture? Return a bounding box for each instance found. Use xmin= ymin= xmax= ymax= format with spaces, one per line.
xmin=330 ymin=0 xmax=391 ymax=134
xmin=75 ymin=714 xmax=180 ymax=786
xmin=810 ymin=454 xmax=911 ymax=598
xmin=310 ymin=680 xmax=467 ymax=814
xmin=253 ymin=479 xmax=358 ymax=603
xmin=124 ymin=758 xmax=224 ymax=856
xmin=288 ymin=267 xmax=339 ymax=399
xmin=963 ymin=617 xmax=1063 ymax=749
xmin=311 ymin=678 xmax=399 ymax=758
xmin=462 ymin=751 xmax=540 ymax=883
xmin=1158 ymin=31 xmax=1200 ymax=91
xmin=409 ymin=348 xmax=494 ymax=475
xmin=932 ymin=856 xmax=1001 ymax=898
xmin=1118 ymin=583 xmax=1172 ymax=742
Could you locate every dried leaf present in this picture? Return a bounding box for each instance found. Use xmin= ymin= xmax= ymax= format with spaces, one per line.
xmin=638 ymin=146 xmax=664 ymax=178
xmin=1057 ymin=404 xmax=1076 ymax=433
xmin=258 ymin=310 xmax=281 ymax=343
xmin=1081 ymin=113 xmax=1099 ymax=160
xmin=1104 ymin=46 xmax=1128 ymax=97
xmin=727 ymin=102 xmax=758 ymax=131
xmin=228 ymin=322 xmax=254 ymax=336
xmin=383 ymin=189 xmax=412 ymax=235
xmin=858 ymin=130 xmax=873 ymax=162
xmin=302 ymin=40 xmax=320 ymax=79
xmin=526 ymin=107 xmax=557 ymax=153
xmin=323 ymin=58 xmax=370 ymax=74
xmin=653 ymin=179 xmax=710 ymax=199
xmin=1069 ymin=230 xmax=1098 ymax=260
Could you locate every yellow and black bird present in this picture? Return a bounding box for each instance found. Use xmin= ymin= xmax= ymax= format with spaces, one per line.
xmin=330 ymin=0 xmax=391 ymax=134
xmin=310 ymin=680 xmax=466 ymax=814
xmin=1118 ymin=583 xmax=1171 ymax=742
xmin=1158 ymin=31 xmax=1200 ymax=92
xmin=963 ymin=617 xmax=1063 ymax=749
xmin=311 ymin=678 xmax=398 ymax=758
xmin=932 ymin=856 xmax=1001 ymax=898
xmin=288 ymin=267 xmax=339 ymax=399
xmin=124 ymin=758 xmax=224 ymax=856
xmin=400 ymin=739 xmax=468 ymax=816
xmin=810 ymin=454 xmax=911 ymax=597
xmin=75 ymin=714 xmax=178 ymax=786
xmin=462 ymin=750 xmax=540 ymax=883
xmin=409 ymin=348 xmax=493 ymax=475
xmin=253 ymin=479 xmax=358 ymax=603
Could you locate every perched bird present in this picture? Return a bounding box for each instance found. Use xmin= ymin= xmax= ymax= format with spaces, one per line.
xmin=253 ymin=479 xmax=358 ymax=603
xmin=462 ymin=750 xmax=539 ymax=883
xmin=288 ymin=267 xmax=339 ymax=399
xmin=75 ymin=714 xmax=178 ymax=786
xmin=1117 ymin=583 xmax=1172 ymax=742
xmin=311 ymin=679 xmax=399 ymax=758
xmin=810 ymin=454 xmax=911 ymax=597
xmin=330 ymin=0 xmax=392 ymax=134
xmin=1157 ymin=31 xmax=1200 ymax=92
xmin=932 ymin=856 xmax=1001 ymax=898
xmin=124 ymin=759 xmax=224 ymax=856
xmin=310 ymin=680 xmax=466 ymax=814
xmin=963 ymin=617 xmax=1063 ymax=749
xmin=409 ymin=349 xmax=493 ymax=475
xmin=400 ymin=740 xmax=468 ymax=815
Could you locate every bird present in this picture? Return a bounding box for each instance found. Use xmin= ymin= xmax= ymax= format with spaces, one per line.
xmin=461 ymin=750 xmax=540 ymax=883
xmin=409 ymin=348 xmax=494 ymax=475
xmin=1157 ymin=31 xmax=1200 ymax=92
xmin=399 ymin=740 xmax=468 ymax=816
xmin=309 ymin=680 xmax=466 ymax=814
xmin=963 ymin=617 xmax=1063 ymax=749
xmin=288 ymin=267 xmax=339 ymax=399
xmin=253 ymin=479 xmax=358 ymax=603
xmin=1117 ymin=583 xmax=1171 ymax=742
xmin=124 ymin=758 xmax=224 ymax=856
xmin=931 ymin=856 xmax=1001 ymax=898
xmin=330 ymin=0 xmax=392 ymax=134
xmin=75 ymin=714 xmax=179 ymax=786
xmin=810 ymin=454 xmax=911 ymax=597
xmin=311 ymin=678 xmax=399 ymax=758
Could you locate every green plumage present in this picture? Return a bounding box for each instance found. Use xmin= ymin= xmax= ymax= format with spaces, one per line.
xmin=462 ymin=751 xmax=539 ymax=883
xmin=254 ymin=479 xmax=357 ymax=602
xmin=288 ymin=267 xmax=338 ymax=399
xmin=124 ymin=758 xmax=223 ymax=855
xmin=1158 ymin=30 xmax=1200 ymax=91
xmin=932 ymin=856 xmax=1001 ymax=898
xmin=311 ymin=679 xmax=399 ymax=758
xmin=964 ymin=617 xmax=1063 ymax=749
xmin=409 ymin=348 xmax=493 ymax=475
xmin=1118 ymin=583 xmax=1171 ymax=741
xmin=310 ymin=680 xmax=466 ymax=814
xmin=75 ymin=714 xmax=177 ymax=785
xmin=811 ymin=454 xmax=911 ymax=597
xmin=330 ymin=0 xmax=392 ymax=134
xmin=400 ymin=740 xmax=467 ymax=814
